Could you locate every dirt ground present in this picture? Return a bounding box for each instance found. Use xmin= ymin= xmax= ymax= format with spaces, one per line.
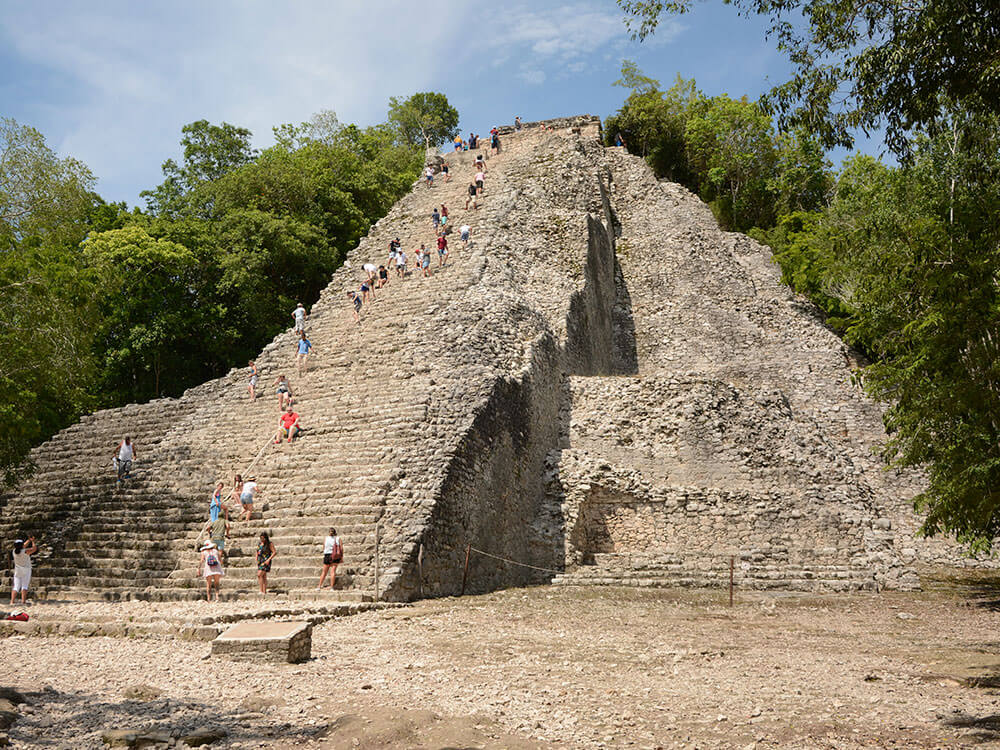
xmin=4 ymin=570 xmax=1000 ymax=749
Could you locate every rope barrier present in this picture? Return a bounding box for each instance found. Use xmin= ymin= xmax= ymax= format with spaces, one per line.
xmin=198 ymin=429 xmax=279 ymax=544
xmin=469 ymin=546 xmax=562 ymax=575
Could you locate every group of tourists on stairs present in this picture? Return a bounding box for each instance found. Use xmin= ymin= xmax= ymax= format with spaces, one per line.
xmin=350 ymin=144 xmax=487 ymax=324
xmin=5 ymin=128 xmax=513 ymax=607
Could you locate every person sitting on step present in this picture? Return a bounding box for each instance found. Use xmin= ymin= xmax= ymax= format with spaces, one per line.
xmin=276 ymin=404 xmax=300 ymax=444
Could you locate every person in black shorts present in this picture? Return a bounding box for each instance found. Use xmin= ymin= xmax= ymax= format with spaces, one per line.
xmin=465 ymin=182 xmax=478 ymax=210
xmin=319 ymin=527 xmax=343 ymax=589
xmin=347 ymin=291 xmax=361 ymax=322
xmin=442 ymin=163 xmax=450 ymax=182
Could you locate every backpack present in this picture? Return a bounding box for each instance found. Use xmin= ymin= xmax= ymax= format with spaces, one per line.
xmin=206 ymin=552 xmax=219 ymax=567
xmin=331 ymin=538 xmax=343 ymax=562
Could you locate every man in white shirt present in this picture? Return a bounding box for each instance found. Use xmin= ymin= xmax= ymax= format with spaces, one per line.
xmin=460 ymin=224 xmax=471 ymax=250
xmin=114 ymin=436 xmax=136 ymax=484
xmin=292 ymin=303 xmax=307 ymax=332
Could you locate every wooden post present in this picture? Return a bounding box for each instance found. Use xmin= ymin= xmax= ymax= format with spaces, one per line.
xmin=417 ymin=543 xmax=424 ymax=598
xmin=374 ymin=521 xmax=380 ymax=604
xmin=729 ymin=555 xmax=734 ymax=607
xmin=460 ymin=543 xmax=471 ymax=596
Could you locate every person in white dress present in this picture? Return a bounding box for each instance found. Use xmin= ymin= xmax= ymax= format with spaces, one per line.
xmin=199 ymin=540 xmax=224 ymax=602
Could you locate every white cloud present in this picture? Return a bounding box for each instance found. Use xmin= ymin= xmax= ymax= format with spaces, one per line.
xmin=491 ymin=5 xmax=627 ymax=63
xmin=518 ymin=68 xmax=547 ymax=85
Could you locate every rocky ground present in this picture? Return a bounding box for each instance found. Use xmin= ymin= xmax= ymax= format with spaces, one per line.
xmin=3 ymin=570 xmax=1000 ymax=749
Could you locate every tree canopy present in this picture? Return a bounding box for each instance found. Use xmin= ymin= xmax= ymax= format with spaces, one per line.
xmin=388 ymin=92 xmax=460 ymax=148
xmin=618 ymin=0 xmax=1000 ymax=155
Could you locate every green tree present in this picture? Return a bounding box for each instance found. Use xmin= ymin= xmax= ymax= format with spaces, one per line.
xmin=769 ymin=128 xmax=832 ymax=216
xmin=388 ymin=92 xmax=460 ymax=148
xmin=84 ymin=225 xmax=205 ymax=401
xmin=605 ymin=66 xmax=701 ymax=185
xmin=0 ymin=118 xmax=100 ymax=481
xmin=0 ymin=117 xmax=96 ymax=250
xmin=142 ymin=120 xmax=257 ymax=216
xmin=618 ymin=0 xmax=1000 ymax=155
xmin=684 ymin=94 xmax=777 ymax=230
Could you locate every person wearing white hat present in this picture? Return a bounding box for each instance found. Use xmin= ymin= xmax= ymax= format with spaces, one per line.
xmin=10 ymin=536 xmax=38 ymax=605
xmin=292 ymin=302 xmax=307 ymax=332
xmin=198 ymin=540 xmax=224 ymax=602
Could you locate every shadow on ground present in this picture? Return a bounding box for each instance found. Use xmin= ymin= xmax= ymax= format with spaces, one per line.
xmin=7 ymin=685 xmax=320 ymax=748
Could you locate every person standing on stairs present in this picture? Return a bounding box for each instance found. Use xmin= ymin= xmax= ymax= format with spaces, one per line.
xmin=424 ymin=165 xmax=434 ymax=188
xmin=460 ymin=224 xmax=471 ymax=250
xmin=198 ymin=540 xmax=224 ymax=602
xmin=234 ymin=474 xmax=261 ymax=522
xmin=465 ymin=183 xmax=478 ymax=210
xmin=395 ymin=248 xmax=407 ymax=279
xmin=362 ymin=262 xmax=378 ymax=284
xmin=9 ymin=536 xmax=38 ymax=606
xmin=388 ymin=238 xmax=400 ymax=269
xmin=437 ymin=234 xmax=448 ymax=267
xmin=318 ymin=528 xmax=343 ymax=589
xmin=442 ymin=162 xmax=450 ymax=182
xmin=209 ymin=481 xmax=227 ymax=522
xmin=247 ymin=360 xmax=259 ymax=401
xmin=114 ymin=436 xmax=136 ymax=485
xmin=292 ymin=302 xmax=308 ymax=333
xmin=296 ymin=331 xmax=312 ymax=377
xmin=440 ymin=204 xmax=449 ymax=232
xmin=419 ymin=243 xmax=432 ymax=277
xmin=274 ymin=374 xmax=293 ymax=410
xmin=474 ymin=169 xmax=485 ymax=196
xmin=276 ymin=404 xmax=300 ymax=444
xmin=257 ymin=532 xmax=277 ymax=594
xmin=200 ymin=514 xmax=230 ymax=562
xmin=360 ymin=278 xmax=375 ymax=304
xmin=431 ymin=208 xmax=440 ymax=233
xmin=347 ymin=291 xmax=362 ymax=323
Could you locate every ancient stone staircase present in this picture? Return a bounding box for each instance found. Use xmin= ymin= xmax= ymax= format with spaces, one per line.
xmin=0 ymin=139 xmax=521 ymax=601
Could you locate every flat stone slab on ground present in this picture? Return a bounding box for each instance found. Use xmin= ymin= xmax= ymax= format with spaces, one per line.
xmin=211 ymin=620 xmax=311 ymax=663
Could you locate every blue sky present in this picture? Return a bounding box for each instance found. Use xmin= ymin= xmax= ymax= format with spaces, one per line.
xmin=0 ymin=1 xmax=880 ymax=206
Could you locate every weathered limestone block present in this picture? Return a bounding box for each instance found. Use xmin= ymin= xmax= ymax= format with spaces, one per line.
xmin=211 ymin=621 xmax=311 ymax=663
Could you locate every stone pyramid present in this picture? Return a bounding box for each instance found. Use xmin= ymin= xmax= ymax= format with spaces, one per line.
xmin=0 ymin=117 xmax=977 ymax=601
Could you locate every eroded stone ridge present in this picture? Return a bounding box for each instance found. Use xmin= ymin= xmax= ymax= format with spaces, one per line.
xmin=0 ymin=116 xmax=983 ymax=600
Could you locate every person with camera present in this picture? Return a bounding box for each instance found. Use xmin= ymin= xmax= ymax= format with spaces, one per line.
xmin=10 ymin=536 xmax=38 ymax=605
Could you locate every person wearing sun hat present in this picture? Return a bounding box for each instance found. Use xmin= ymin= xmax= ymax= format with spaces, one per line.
xmin=198 ymin=540 xmax=224 ymax=602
